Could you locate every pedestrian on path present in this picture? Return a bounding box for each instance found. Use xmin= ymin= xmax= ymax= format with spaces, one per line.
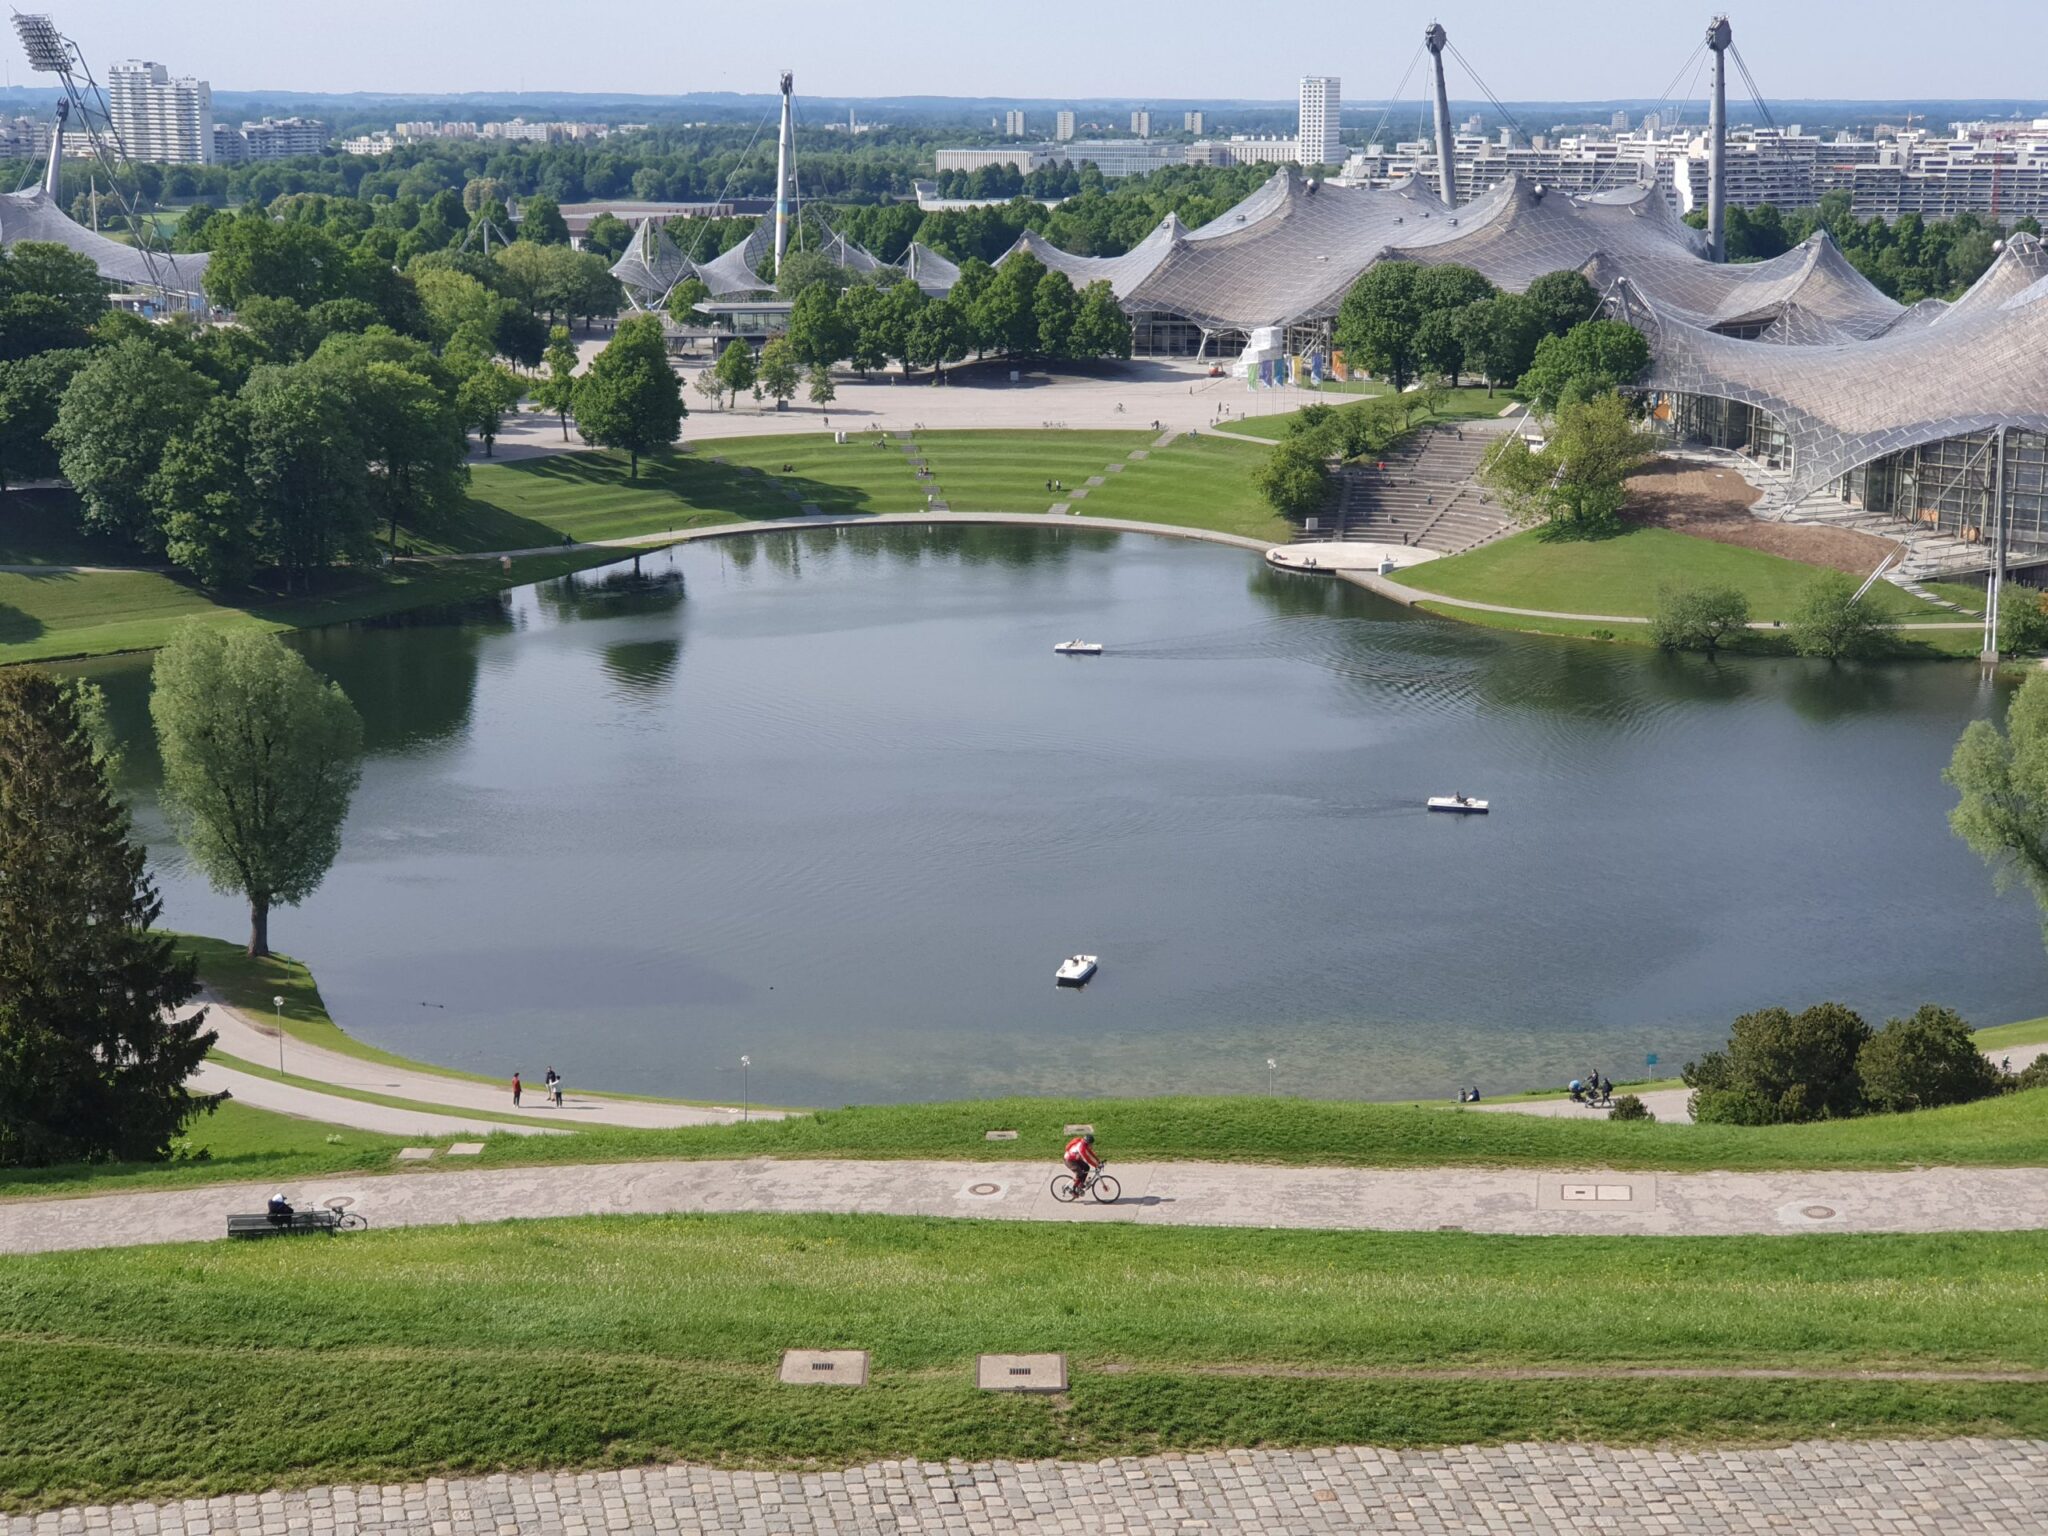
xmin=511 ymin=1071 xmax=522 ymax=1107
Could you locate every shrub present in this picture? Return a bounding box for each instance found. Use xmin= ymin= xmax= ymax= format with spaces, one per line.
xmin=1256 ymin=436 xmax=1332 ymax=521
xmin=1788 ymin=569 xmax=1886 ymax=660
xmin=1856 ymin=1004 xmax=2004 ymax=1113
xmin=1684 ymin=1001 xmax=1870 ymax=1124
xmin=1607 ymin=1094 xmax=1654 ymax=1122
xmin=1589 ymin=627 xmax=1615 ymax=641
xmin=1651 ymin=584 xmax=1750 ymax=653
xmin=1998 ymin=588 xmax=2048 ymax=657
xmin=2018 ymin=1056 xmax=2048 ymax=1091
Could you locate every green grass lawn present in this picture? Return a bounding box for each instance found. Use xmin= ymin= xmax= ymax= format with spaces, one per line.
xmin=916 ymin=429 xmax=1155 ymax=511
xmin=1073 ymin=433 xmax=1287 ymax=541
xmin=1402 ymin=526 xmax=1952 ymax=625
xmin=0 ymin=1213 xmax=2040 ymax=1507
xmin=1216 ymin=387 xmax=1514 ymax=442
xmin=1410 ymin=601 xmax=1985 ymax=658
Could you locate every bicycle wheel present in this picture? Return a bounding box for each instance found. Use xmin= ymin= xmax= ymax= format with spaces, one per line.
xmin=337 ymin=1211 xmax=368 ymax=1230
xmin=1049 ymin=1173 xmax=1078 ymax=1203
xmin=1089 ymin=1174 xmax=1121 ymax=1204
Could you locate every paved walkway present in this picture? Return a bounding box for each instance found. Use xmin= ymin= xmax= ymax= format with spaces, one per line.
xmin=8 ymin=1156 xmax=2048 ymax=1255
xmin=199 ymin=1000 xmax=775 ymax=1131
xmin=11 ymin=1439 xmax=2043 ymax=1534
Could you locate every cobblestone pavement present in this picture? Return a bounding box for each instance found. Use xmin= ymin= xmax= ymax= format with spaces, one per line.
xmin=9 ymin=1157 xmax=2048 ymax=1255
xmin=10 ymin=1440 xmax=2045 ymax=1534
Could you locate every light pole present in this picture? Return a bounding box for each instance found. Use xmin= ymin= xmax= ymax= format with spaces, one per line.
xmin=274 ymin=995 xmax=286 ymax=1074
xmin=740 ymin=1055 xmax=751 ymax=1122
xmin=1266 ymin=1057 xmax=1277 ymax=1095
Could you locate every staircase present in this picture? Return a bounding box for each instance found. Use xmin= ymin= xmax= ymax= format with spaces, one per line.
xmin=1308 ymin=425 xmax=1517 ymax=555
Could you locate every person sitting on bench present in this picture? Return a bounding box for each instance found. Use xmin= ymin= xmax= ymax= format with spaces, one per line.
xmin=267 ymin=1193 xmax=294 ymax=1225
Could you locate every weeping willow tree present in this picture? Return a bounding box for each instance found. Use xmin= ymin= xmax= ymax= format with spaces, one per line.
xmin=1947 ymin=669 xmax=2048 ymax=942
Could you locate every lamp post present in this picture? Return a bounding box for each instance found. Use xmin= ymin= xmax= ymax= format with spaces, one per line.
xmin=740 ymin=1055 xmax=751 ymax=1122
xmin=1266 ymin=1057 xmax=1277 ymax=1095
xmin=274 ymin=995 xmax=286 ymax=1074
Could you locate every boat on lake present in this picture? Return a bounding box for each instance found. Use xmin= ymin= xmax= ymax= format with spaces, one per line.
xmin=1053 ymin=640 xmax=1104 ymax=656
xmin=1428 ymin=795 xmax=1490 ymax=814
xmin=1055 ymin=954 xmax=1099 ymax=986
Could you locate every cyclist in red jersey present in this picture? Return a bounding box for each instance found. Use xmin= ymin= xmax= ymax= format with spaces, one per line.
xmin=1063 ymin=1132 xmax=1101 ymax=1192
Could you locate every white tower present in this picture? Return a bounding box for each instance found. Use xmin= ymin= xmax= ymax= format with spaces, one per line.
xmin=1298 ymin=75 xmax=1340 ymax=166
xmin=772 ymin=71 xmax=796 ymax=280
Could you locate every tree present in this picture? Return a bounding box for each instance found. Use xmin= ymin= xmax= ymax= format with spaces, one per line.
xmin=785 ymin=283 xmax=853 ymax=369
xmin=1453 ymin=294 xmax=1544 ymax=395
xmin=240 ymin=362 xmax=377 ymax=586
xmin=1255 ymin=436 xmax=1331 ymax=521
xmin=1068 ymin=279 xmax=1132 ymax=359
xmin=1410 ymin=266 xmax=1496 ymax=383
xmin=1788 ymin=569 xmax=1886 ymax=660
xmin=573 ymin=314 xmax=685 ymax=477
xmin=1684 ymin=1002 xmax=1871 ymax=1124
xmin=714 ymin=337 xmax=758 ymax=401
xmin=775 ymin=248 xmax=853 ymax=300
xmin=1033 ymin=268 xmax=1079 ymax=360
xmin=756 ymin=338 xmax=801 ymax=405
xmin=970 ymin=252 xmax=1042 ymax=358
xmin=148 ymin=398 xmax=257 ymax=587
xmin=1480 ymin=391 xmax=1655 ymax=539
xmin=664 ymin=276 xmax=711 ymax=329
xmin=304 ymin=331 xmax=468 ymax=552
xmin=0 ymin=240 xmax=107 ymax=361
xmin=1947 ymin=668 xmax=2048 ymax=943
xmin=150 ymin=628 xmax=364 ymax=958
xmin=53 ymin=339 xmax=215 ymax=551
xmin=1651 ymin=584 xmax=1751 ymax=654
xmin=0 ymin=348 xmax=86 ymax=494
xmin=517 ymin=194 xmax=570 ymax=245
xmin=201 ymin=215 xmax=347 ymax=310
xmin=459 ymin=360 xmax=524 ymax=456
xmin=1334 ymin=261 xmax=1423 ymax=388
xmin=0 ymin=670 xmax=220 ymax=1166
xmin=806 ymin=363 xmax=837 ymax=411
xmin=905 ymin=298 xmax=970 ymax=372
xmin=1856 ymin=1004 xmax=2004 ymax=1114
xmin=1523 ymin=269 xmax=1603 ymax=338
xmin=1995 ymin=586 xmax=2048 ymax=657
xmin=534 ymin=325 xmax=580 ymax=439
xmin=1518 ymin=319 xmax=1651 ymax=415
xmin=581 ymin=211 xmax=632 ymax=261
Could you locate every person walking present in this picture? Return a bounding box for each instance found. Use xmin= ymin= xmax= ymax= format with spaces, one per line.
xmin=511 ymin=1071 xmax=522 ymax=1107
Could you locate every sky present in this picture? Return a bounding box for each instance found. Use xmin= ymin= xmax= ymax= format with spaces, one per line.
xmin=7 ymin=0 xmax=2045 ymax=102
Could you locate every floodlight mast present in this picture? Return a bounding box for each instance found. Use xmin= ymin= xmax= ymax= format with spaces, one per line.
xmin=1706 ymin=15 xmax=1732 ymax=262
xmin=772 ymin=71 xmax=795 ymax=280
xmin=1424 ymin=22 xmax=1457 ymax=209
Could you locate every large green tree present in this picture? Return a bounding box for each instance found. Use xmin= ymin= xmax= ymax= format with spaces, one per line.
xmin=1453 ymin=294 xmax=1544 ymax=395
xmin=1479 ymin=390 xmax=1654 ymax=538
xmin=1856 ymin=1004 xmax=2004 ymax=1114
xmin=305 ymin=330 xmax=468 ymax=550
xmin=1334 ymin=261 xmax=1424 ymax=389
xmin=1518 ymin=319 xmax=1651 ymax=415
xmin=534 ymin=325 xmax=580 ymax=439
xmin=0 ymin=348 xmax=87 ymax=494
xmin=1068 ymin=279 xmax=1133 ymax=359
xmin=148 ymin=397 xmax=258 ymax=588
xmin=574 ymin=314 xmax=685 ymax=477
xmin=150 ymin=628 xmax=365 ymax=958
xmin=755 ymin=338 xmax=801 ymax=405
xmin=1787 ymin=569 xmax=1886 ymax=660
xmin=1684 ymin=1002 xmax=1871 ymax=1124
xmin=0 ymin=241 xmax=108 ymax=361
xmin=1947 ymin=668 xmax=2048 ymax=943
xmin=517 ymin=195 xmax=570 ymax=245
xmin=1522 ymin=270 xmax=1604 ymax=337
xmin=241 ymin=362 xmax=378 ymax=585
xmin=53 ymin=339 xmax=216 ymax=551
xmin=0 ymin=669 xmax=220 ymax=1166
xmin=785 ymin=283 xmax=853 ymax=369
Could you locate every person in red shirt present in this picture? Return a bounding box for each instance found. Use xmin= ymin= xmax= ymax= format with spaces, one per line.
xmin=1063 ymin=1132 xmax=1101 ymax=1193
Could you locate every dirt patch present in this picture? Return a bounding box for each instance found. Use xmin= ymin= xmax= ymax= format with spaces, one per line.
xmin=1625 ymin=459 xmax=1902 ymax=576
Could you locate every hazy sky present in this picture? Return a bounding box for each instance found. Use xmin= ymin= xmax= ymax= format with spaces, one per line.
xmin=9 ymin=1 xmax=2044 ymax=101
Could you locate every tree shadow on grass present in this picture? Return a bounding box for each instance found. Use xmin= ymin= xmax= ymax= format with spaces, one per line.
xmin=0 ymin=601 xmax=45 ymax=646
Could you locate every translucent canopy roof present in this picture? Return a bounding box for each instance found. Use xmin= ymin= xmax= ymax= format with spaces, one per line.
xmin=0 ymin=184 xmax=208 ymax=298
xmin=608 ymin=217 xmax=691 ymax=307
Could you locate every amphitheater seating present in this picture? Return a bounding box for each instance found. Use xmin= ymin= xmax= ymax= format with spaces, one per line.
xmin=1299 ymin=425 xmax=1518 ymax=555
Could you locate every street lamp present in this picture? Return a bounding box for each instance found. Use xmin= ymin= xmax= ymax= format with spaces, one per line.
xmin=1266 ymin=1057 xmax=1277 ymax=1095
xmin=740 ymin=1055 xmax=751 ymax=1122
xmin=274 ymin=995 xmax=287 ymax=1074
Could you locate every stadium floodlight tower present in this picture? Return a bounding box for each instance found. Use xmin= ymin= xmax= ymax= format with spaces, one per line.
xmin=1706 ymin=14 xmax=1732 ymax=262
xmin=10 ymin=10 xmax=187 ymax=297
xmin=1424 ymin=22 xmax=1457 ymax=209
xmin=772 ymin=70 xmax=797 ymax=281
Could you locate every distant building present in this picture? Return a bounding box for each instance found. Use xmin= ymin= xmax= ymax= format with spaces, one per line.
xmin=1298 ymin=75 xmax=1341 ymax=166
xmin=1183 ymin=110 xmax=1204 ymax=135
xmin=1461 ymin=114 xmax=1484 ymax=137
xmin=935 ymin=147 xmax=1047 ymax=175
xmin=108 ymin=59 xmax=212 ymax=164
xmin=1004 ymin=109 xmax=1026 ymax=137
xmin=1131 ymin=110 xmax=1151 ymax=138
xmin=1189 ymin=135 xmax=1301 ymax=167
xmin=214 ymin=116 xmax=329 ymax=163
xmin=1612 ymin=110 xmax=1630 ymax=132
xmin=1641 ymin=111 xmax=1662 ymax=135
xmin=1055 ymin=110 xmax=1076 ymax=142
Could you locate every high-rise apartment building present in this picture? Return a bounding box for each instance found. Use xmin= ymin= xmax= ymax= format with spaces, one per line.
xmin=1131 ymin=110 xmax=1151 ymax=138
xmin=1611 ymin=110 xmax=1630 ymax=131
xmin=1055 ymin=110 xmax=1076 ymax=142
xmin=1183 ymin=110 xmax=1204 ymax=135
xmin=214 ymin=116 xmax=330 ymax=163
xmin=1004 ymin=109 xmax=1026 ymax=137
xmin=1298 ymin=75 xmax=1340 ymax=165
xmin=108 ymin=59 xmax=212 ymax=164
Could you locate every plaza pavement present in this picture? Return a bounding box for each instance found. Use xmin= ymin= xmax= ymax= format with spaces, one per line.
xmin=10 ymin=1439 xmax=2044 ymax=1535
xmin=7 ymin=1154 xmax=2048 ymax=1255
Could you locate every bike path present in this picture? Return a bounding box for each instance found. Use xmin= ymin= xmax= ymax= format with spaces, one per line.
xmin=5 ymin=1156 xmax=2047 ymax=1255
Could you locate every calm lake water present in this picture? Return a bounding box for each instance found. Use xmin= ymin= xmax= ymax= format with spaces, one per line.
xmin=76 ymin=524 xmax=2048 ymax=1106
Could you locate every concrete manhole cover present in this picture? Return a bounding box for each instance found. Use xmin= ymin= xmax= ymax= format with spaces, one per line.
xmin=969 ymin=1182 xmax=1002 ymax=1196
xmin=1802 ymin=1205 xmax=1837 ymax=1219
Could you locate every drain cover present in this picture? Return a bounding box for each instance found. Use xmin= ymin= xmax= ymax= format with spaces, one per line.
xmin=968 ymin=1182 xmax=1001 ymax=1196
xmin=1802 ymin=1205 xmax=1836 ymax=1219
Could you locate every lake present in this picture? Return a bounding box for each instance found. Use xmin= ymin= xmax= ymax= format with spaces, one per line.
xmin=76 ymin=523 xmax=2048 ymax=1106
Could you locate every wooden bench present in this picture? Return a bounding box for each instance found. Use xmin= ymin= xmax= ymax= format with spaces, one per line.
xmin=226 ymin=1210 xmax=343 ymax=1240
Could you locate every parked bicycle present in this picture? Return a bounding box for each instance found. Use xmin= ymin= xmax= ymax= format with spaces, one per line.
xmin=1050 ymin=1164 xmax=1121 ymax=1204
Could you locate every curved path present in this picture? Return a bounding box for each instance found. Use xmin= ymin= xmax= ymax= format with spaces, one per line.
xmin=7 ymin=1155 xmax=2048 ymax=1255
xmin=197 ymin=1000 xmax=775 ymax=1132
xmin=11 ymin=1438 xmax=2043 ymax=1535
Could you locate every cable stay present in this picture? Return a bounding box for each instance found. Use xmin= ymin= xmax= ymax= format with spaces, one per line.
xmin=1445 ymin=40 xmax=1528 ymax=148
xmin=1727 ymin=42 xmax=1777 ymax=130
xmin=1367 ymin=41 xmax=1426 ymax=156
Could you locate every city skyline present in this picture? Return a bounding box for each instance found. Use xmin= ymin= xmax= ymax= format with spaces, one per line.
xmin=6 ymin=0 xmax=2045 ymax=104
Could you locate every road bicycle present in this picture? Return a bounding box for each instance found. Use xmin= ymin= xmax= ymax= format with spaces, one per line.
xmin=1050 ymin=1164 xmax=1121 ymax=1204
